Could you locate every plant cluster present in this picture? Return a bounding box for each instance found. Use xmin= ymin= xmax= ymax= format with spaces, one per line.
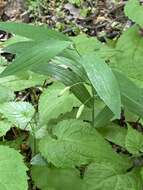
xmin=0 ymin=0 xmax=143 ymax=189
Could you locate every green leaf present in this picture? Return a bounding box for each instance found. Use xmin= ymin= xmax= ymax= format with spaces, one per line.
xmin=98 ymin=123 xmax=127 ymax=148
xmin=125 ymin=126 xmax=143 ymax=155
xmin=39 ymin=119 xmax=131 ymax=168
xmin=32 ymin=63 xmax=92 ymax=107
xmin=125 ymin=0 xmax=143 ymax=27
xmin=1 ymin=40 xmax=72 ymax=77
xmin=0 ymin=70 xmax=47 ymax=91
xmin=94 ymin=106 xmax=113 ymax=128
xmin=82 ymin=54 xmax=121 ymax=118
xmin=112 ymin=26 xmax=143 ymax=81
xmin=114 ymin=70 xmax=143 ymax=117
xmin=39 ymin=83 xmax=79 ymax=125
xmin=0 ymin=101 xmax=35 ymax=129
xmin=72 ymin=34 xmax=102 ymax=54
xmin=32 ymin=166 xmax=82 ymax=190
xmin=83 ymin=162 xmax=142 ymax=190
xmin=0 ymin=85 xmax=14 ymax=103
xmin=0 ymin=120 xmax=11 ymax=137
xmin=0 ymin=22 xmax=70 ymax=41
xmin=0 ymin=145 xmax=28 ymax=190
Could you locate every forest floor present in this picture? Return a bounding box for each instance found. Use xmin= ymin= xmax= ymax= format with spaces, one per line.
xmin=0 ymin=0 xmax=128 ymax=40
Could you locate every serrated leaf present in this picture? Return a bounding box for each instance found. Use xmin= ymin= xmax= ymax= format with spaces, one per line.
xmin=125 ymin=126 xmax=143 ymax=155
xmin=83 ymin=162 xmax=142 ymax=190
xmin=112 ymin=26 xmax=143 ymax=81
xmin=125 ymin=0 xmax=143 ymax=27
xmin=0 ymin=101 xmax=35 ymax=129
xmin=0 ymin=145 xmax=28 ymax=190
xmin=39 ymin=119 xmax=131 ymax=169
xmin=39 ymin=83 xmax=79 ymax=125
xmin=32 ymin=166 xmax=82 ymax=190
xmin=81 ymin=54 xmax=121 ymax=118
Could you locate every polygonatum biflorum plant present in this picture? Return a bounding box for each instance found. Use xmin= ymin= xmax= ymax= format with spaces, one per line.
xmin=1 ymin=0 xmax=143 ymax=189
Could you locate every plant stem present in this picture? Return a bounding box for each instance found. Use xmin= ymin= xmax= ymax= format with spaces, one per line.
xmin=92 ymin=86 xmax=95 ymax=127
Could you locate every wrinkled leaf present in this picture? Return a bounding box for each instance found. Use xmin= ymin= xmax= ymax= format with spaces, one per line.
xmin=39 ymin=119 xmax=131 ymax=169
xmin=83 ymin=162 xmax=142 ymax=190
xmin=0 ymin=101 xmax=35 ymax=129
xmin=32 ymin=166 xmax=82 ymax=190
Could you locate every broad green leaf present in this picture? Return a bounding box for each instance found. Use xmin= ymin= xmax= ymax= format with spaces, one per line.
xmin=82 ymin=54 xmax=121 ymax=118
xmin=83 ymin=162 xmax=142 ymax=190
xmin=0 ymin=145 xmax=28 ymax=190
xmin=0 ymin=22 xmax=70 ymax=41
xmin=125 ymin=126 xmax=143 ymax=155
xmin=125 ymin=0 xmax=143 ymax=27
xmin=0 ymin=120 xmax=11 ymax=137
xmin=98 ymin=123 xmax=127 ymax=148
xmin=1 ymin=40 xmax=72 ymax=77
xmin=112 ymin=26 xmax=143 ymax=81
xmin=39 ymin=119 xmax=131 ymax=169
xmin=72 ymin=34 xmax=102 ymax=54
xmin=114 ymin=70 xmax=143 ymax=117
xmin=0 ymin=70 xmax=47 ymax=91
xmin=39 ymin=83 xmax=79 ymax=125
xmin=0 ymin=101 xmax=35 ymax=129
xmin=0 ymin=85 xmax=14 ymax=103
xmin=32 ymin=166 xmax=82 ymax=190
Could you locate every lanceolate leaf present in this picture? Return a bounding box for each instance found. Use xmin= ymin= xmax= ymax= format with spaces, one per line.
xmin=32 ymin=166 xmax=82 ymax=190
xmin=32 ymin=63 xmax=92 ymax=107
xmin=1 ymin=40 xmax=72 ymax=77
xmin=39 ymin=119 xmax=131 ymax=169
xmin=0 ymin=145 xmax=28 ymax=190
xmin=81 ymin=54 xmax=121 ymax=118
xmin=0 ymin=22 xmax=70 ymax=41
xmin=114 ymin=70 xmax=143 ymax=117
xmin=125 ymin=0 xmax=143 ymax=27
xmin=83 ymin=163 xmax=142 ymax=190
